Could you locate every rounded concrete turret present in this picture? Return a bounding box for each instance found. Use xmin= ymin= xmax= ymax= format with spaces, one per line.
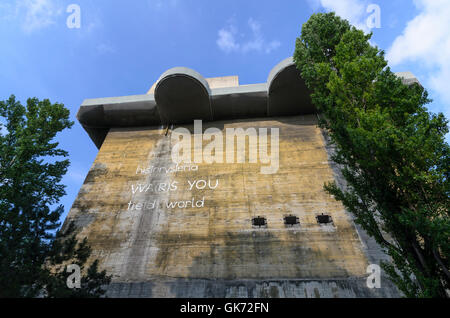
xmin=154 ymin=67 xmax=213 ymax=124
xmin=267 ymin=57 xmax=314 ymax=116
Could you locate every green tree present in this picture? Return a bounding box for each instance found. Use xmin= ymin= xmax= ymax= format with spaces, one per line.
xmin=0 ymin=95 xmax=110 ymax=297
xmin=294 ymin=12 xmax=449 ymax=298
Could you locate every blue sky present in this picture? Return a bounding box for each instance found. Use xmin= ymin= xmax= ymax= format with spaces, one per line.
xmin=1 ymin=0 xmax=449 ymax=223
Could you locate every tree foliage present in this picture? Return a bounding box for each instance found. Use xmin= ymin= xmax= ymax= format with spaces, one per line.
xmin=294 ymin=12 xmax=449 ymax=298
xmin=0 ymin=95 xmax=110 ymax=297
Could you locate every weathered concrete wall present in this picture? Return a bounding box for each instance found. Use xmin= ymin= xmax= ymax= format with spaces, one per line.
xmin=64 ymin=115 xmax=400 ymax=297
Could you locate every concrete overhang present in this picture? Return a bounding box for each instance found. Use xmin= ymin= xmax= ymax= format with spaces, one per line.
xmin=77 ymin=58 xmax=421 ymax=149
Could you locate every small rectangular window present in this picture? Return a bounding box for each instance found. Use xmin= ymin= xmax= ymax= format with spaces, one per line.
xmin=252 ymin=216 xmax=267 ymax=227
xmin=316 ymin=214 xmax=332 ymax=224
xmin=284 ymin=215 xmax=299 ymax=226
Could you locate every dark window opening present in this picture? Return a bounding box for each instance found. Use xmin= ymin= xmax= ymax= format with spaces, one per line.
xmin=316 ymin=213 xmax=332 ymax=224
xmin=284 ymin=215 xmax=299 ymax=226
xmin=252 ymin=216 xmax=267 ymax=227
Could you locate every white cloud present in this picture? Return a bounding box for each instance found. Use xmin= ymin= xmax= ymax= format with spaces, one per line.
xmin=217 ymin=24 xmax=240 ymax=53
xmin=0 ymin=0 xmax=63 ymax=33
xmin=308 ymin=0 xmax=372 ymax=32
xmin=0 ymin=1 xmax=103 ymax=38
xmin=387 ymin=0 xmax=450 ymax=114
xmin=306 ymin=0 xmax=322 ymax=11
xmin=17 ymin=0 xmax=63 ymax=33
xmin=216 ymin=18 xmax=281 ymax=54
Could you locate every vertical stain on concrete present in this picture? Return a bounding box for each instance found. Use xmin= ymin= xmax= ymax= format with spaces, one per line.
xmin=123 ymin=133 xmax=173 ymax=281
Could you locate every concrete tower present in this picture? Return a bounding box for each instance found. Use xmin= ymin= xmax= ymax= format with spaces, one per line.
xmin=65 ymin=58 xmax=414 ymax=297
